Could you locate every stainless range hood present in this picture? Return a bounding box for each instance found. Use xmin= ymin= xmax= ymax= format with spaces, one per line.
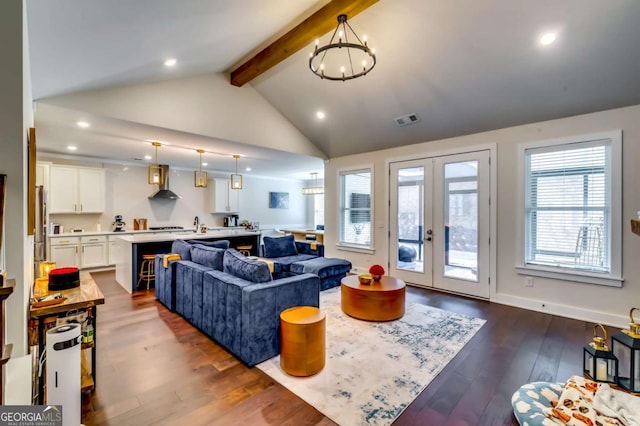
xmin=148 ymin=165 xmax=181 ymax=200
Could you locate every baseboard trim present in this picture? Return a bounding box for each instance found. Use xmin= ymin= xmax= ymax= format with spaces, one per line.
xmin=491 ymin=293 xmax=628 ymax=328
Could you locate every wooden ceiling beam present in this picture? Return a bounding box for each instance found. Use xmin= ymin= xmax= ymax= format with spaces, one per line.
xmin=229 ymin=0 xmax=379 ymax=87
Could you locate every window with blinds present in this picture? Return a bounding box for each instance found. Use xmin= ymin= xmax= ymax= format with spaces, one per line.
xmin=314 ymin=194 xmax=324 ymax=229
xmin=525 ymin=139 xmax=611 ymax=273
xmin=339 ymin=169 xmax=372 ymax=248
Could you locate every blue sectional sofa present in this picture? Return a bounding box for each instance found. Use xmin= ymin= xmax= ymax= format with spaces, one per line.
xmin=154 ymin=239 xmax=229 ymax=312
xmin=262 ymin=235 xmax=323 ymax=275
xmin=290 ymin=257 xmax=352 ymax=291
xmin=263 ymin=235 xmax=352 ymax=290
xmin=201 ymin=249 xmax=319 ymax=366
xmin=155 ymin=236 xmax=353 ymax=366
xmin=157 ymin=239 xmax=320 ymax=366
xmin=174 ymin=241 xmax=229 ymax=329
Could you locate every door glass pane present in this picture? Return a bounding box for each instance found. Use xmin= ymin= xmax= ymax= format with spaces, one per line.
xmin=397 ymin=167 xmax=424 ymax=272
xmin=444 ymin=161 xmax=478 ymax=281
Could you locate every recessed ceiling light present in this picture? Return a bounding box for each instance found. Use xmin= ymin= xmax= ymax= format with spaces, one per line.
xmin=144 ymin=155 xmax=152 ymax=160
xmin=245 ymin=167 xmax=252 ymax=172
xmin=67 ymin=145 xmax=78 ymax=151
xmin=539 ymin=32 xmax=557 ymax=46
xmin=316 ymin=111 xmax=326 ymax=119
xmin=76 ymin=121 xmax=90 ymax=128
xmin=164 ymin=58 xmax=177 ymax=67
xmin=202 ymin=162 xmax=208 ymax=167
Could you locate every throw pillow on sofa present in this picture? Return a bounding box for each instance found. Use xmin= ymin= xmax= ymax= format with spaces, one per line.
xmin=190 ymin=245 xmax=225 ymax=270
xmin=172 ymin=239 xmax=192 ymax=261
xmin=264 ymin=235 xmax=298 ymax=258
xmin=187 ymin=239 xmax=230 ymax=249
xmin=223 ymin=249 xmax=272 ymax=283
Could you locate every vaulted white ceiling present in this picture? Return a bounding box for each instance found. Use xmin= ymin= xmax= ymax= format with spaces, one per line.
xmin=26 ymin=0 xmax=640 ymax=177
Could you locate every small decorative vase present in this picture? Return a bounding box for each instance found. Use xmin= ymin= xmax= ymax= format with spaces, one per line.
xmin=372 ymin=274 xmax=381 ymax=281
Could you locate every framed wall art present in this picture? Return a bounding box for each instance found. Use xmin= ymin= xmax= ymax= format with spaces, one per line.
xmin=269 ymin=192 xmax=289 ymax=209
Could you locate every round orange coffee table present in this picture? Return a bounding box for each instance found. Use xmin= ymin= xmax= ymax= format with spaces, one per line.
xmin=341 ymin=275 xmax=406 ymax=321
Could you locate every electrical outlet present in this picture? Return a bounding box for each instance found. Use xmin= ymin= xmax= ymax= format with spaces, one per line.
xmin=525 ymin=277 xmax=534 ymax=287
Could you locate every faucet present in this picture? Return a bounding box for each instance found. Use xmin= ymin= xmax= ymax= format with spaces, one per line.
xmin=193 ymin=216 xmax=199 ymax=232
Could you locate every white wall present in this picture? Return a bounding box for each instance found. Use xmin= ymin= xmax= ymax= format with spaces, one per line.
xmin=39 ymin=158 xmax=314 ymax=234
xmin=38 ymin=73 xmax=325 ymax=158
xmin=1 ymin=0 xmax=32 ymax=404
xmin=325 ymin=104 xmax=640 ymax=327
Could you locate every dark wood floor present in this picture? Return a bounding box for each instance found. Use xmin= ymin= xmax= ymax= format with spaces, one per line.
xmin=81 ymin=271 xmax=613 ymax=425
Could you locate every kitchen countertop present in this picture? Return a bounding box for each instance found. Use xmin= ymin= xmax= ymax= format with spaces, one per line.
xmin=114 ymin=229 xmax=260 ymax=244
xmin=47 ymin=227 xmax=247 ymax=238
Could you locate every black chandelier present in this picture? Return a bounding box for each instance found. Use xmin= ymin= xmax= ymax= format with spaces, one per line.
xmin=309 ymin=14 xmax=376 ymax=81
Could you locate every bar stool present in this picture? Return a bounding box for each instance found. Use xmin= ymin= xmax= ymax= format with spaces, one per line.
xmin=137 ymin=254 xmax=155 ymax=290
xmin=236 ymin=245 xmax=253 ymax=256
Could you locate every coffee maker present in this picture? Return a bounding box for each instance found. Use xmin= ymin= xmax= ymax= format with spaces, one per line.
xmin=112 ymin=215 xmax=126 ymax=232
xmin=223 ymin=215 xmax=239 ymax=227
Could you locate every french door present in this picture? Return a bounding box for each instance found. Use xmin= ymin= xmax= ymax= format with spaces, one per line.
xmin=389 ymin=150 xmax=491 ymax=299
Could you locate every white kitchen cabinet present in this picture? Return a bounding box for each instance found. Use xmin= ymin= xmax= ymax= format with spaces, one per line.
xmin=108 ymin=236 xmax=123 ymax=265
xmin=209 ymin=178 xmax=239 ymax=213
xmin=49 ymin=165 xmax=105 ymax=213
xmin=80 ymin=236 xmax=107 ymax=268
xmin=35 ymin=162 xmax=50 ymax=190
xmin=49 ymin=237 xmax=80 ymax=268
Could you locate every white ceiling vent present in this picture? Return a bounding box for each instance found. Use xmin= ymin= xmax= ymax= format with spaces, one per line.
xmin=394 ymin=113 xmax=420 ymax=127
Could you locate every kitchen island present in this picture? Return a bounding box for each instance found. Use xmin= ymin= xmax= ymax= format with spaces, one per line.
xmin=114 ymin=229 xmax=261 ymax=293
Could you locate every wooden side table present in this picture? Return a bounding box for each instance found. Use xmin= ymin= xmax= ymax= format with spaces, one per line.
xmin=279 ymin=306 xmax=325 ymax=377
xmin=29 ymin=272 xmax=105 ymax=404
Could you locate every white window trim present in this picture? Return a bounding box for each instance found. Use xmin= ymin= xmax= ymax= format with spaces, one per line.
xmin=336 ymin=165 xmax=375 ymax=252
xmin=515 ymin=130 xmax=623 ymax=287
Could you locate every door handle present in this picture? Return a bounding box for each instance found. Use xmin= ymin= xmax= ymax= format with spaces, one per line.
xmin=425 ymin=228 xmax=433 ymax=241
xmin=425 ymin=237 xmax=432 ymax=242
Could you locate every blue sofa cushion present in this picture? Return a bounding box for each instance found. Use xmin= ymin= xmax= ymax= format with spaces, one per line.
xmin=171 ymin=239 xmax=192 ymax=261
xmin=223 ymin=249 xmax=272 ymax=283
xmin=295 ymin=241 xmax=324 ymax=257
xmin=290 ymin=257 xmax=352 ymax=279
xmin=268 ymin=254 xmax=316 ymax=271
xmin=264 ymin=235 xmax=298 ymax=258
xmin=188 ymin=239 xmax=230 ymax=249
xmin=190 ymin=245 xmax=225 ymax=271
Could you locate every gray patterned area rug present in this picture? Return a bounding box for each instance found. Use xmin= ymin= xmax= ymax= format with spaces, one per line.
xmin=257 ymin=287 xmax=486 ymax=425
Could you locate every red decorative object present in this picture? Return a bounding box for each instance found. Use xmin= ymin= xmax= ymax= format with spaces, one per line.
xmin=48 ymin=267 xmax=80 ymax=291
xmin=369 ymin=264 xmax=385 ymax=275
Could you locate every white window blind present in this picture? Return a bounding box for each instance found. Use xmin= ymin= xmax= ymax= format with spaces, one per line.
xmin=525 ymin=140 xmax=611 ymax=273
xmin=339 ymin=169 xmax=372 ymax=248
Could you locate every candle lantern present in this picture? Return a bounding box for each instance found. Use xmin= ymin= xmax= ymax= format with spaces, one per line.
xmin=611 ymin=308 xmax=640 ymax=392
xmin=39 ymin=261 xmax=57 ymax=279
xmin=583 ymin=324 xmax=618 ymax=383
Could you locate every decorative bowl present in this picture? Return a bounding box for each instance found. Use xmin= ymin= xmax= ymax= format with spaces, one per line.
xmin=358 ymin=274 xmax=373 ymax=285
